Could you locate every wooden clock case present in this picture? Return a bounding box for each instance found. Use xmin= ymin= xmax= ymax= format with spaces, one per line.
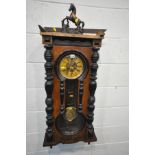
xmin=39 ymin=27 xmax=106 ymax=148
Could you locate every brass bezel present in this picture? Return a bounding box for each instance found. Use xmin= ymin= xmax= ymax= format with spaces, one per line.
xmin=55 ymin=50 xmax=89 ymax=80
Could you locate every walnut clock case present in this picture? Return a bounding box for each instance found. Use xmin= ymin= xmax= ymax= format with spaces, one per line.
xmin=38 ymin=4 xmax=106 ymax=148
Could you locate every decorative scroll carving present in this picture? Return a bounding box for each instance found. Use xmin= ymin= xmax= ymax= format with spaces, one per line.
xmin=86 ymin=47 xmax=99 ymax=143
xmin=60 ymin=81 xmax=65 ymax=115
xmin=78 ymin=80 xmax=83 ymax=113
xmin=44 ymin=44 xmax=54 ymax=142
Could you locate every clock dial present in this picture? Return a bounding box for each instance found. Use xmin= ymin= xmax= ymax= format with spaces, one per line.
xmin=59 ymin=54 xmax=84 ymax=79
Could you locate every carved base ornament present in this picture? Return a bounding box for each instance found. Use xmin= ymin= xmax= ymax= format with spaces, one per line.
xmin=38 ymin=3 xmax=106 ymax=148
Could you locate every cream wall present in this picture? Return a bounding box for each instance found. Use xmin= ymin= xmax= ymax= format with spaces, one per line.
xmin=26 ymin=0 xmax=129 ymax=154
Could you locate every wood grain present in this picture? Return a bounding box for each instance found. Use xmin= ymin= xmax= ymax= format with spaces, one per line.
xmin=52 ymin=45 xmax=92 ymax=118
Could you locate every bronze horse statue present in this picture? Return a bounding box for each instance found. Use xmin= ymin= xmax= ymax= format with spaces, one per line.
xmin=62 ymin=3 xmax=85 ymax=33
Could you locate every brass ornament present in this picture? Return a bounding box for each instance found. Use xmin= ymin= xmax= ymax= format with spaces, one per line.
xmin=65 ymin=107 xmax=77 ymax=122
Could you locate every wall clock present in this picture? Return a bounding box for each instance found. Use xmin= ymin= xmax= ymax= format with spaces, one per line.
xmin=38 ymin=3 xmax=106 ymax=148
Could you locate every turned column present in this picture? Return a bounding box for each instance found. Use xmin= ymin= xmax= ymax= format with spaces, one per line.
xmin=86 ymin=47 xmax=99 ymax=143
xmin=78 ymin=80 xmax=84 ymax=113
xmin=44 ymin=44 xmax=54 ymax=145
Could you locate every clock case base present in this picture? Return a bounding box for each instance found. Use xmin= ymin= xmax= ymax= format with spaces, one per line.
xmin=43 ymin=126 xmax=97 ymax=148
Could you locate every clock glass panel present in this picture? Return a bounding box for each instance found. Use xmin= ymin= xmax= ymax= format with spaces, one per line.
xmin=59 ymin=54 xmax=84 ymax=79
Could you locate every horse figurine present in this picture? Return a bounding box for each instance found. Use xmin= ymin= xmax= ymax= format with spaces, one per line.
xmin=62 ymin=3 xmax=85 ymax=33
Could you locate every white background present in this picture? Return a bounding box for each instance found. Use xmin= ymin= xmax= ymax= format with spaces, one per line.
xmin=0 ymin=0 xmax=155 ymax=155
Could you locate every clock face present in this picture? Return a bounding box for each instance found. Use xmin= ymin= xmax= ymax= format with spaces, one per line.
xmin=59 ymin=54 xmax=84 ymax=79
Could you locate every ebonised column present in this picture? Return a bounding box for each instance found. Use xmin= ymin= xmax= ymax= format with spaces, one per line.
xmin=78 ymin=80 xmax=84 ymax=113
xmin=44 ymin=44 xmax=54 ymax=144
xmin=60 ymin=81 xmax=65 ymax=115
xmin=86 ymin=47 xmax=99 ymax=143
